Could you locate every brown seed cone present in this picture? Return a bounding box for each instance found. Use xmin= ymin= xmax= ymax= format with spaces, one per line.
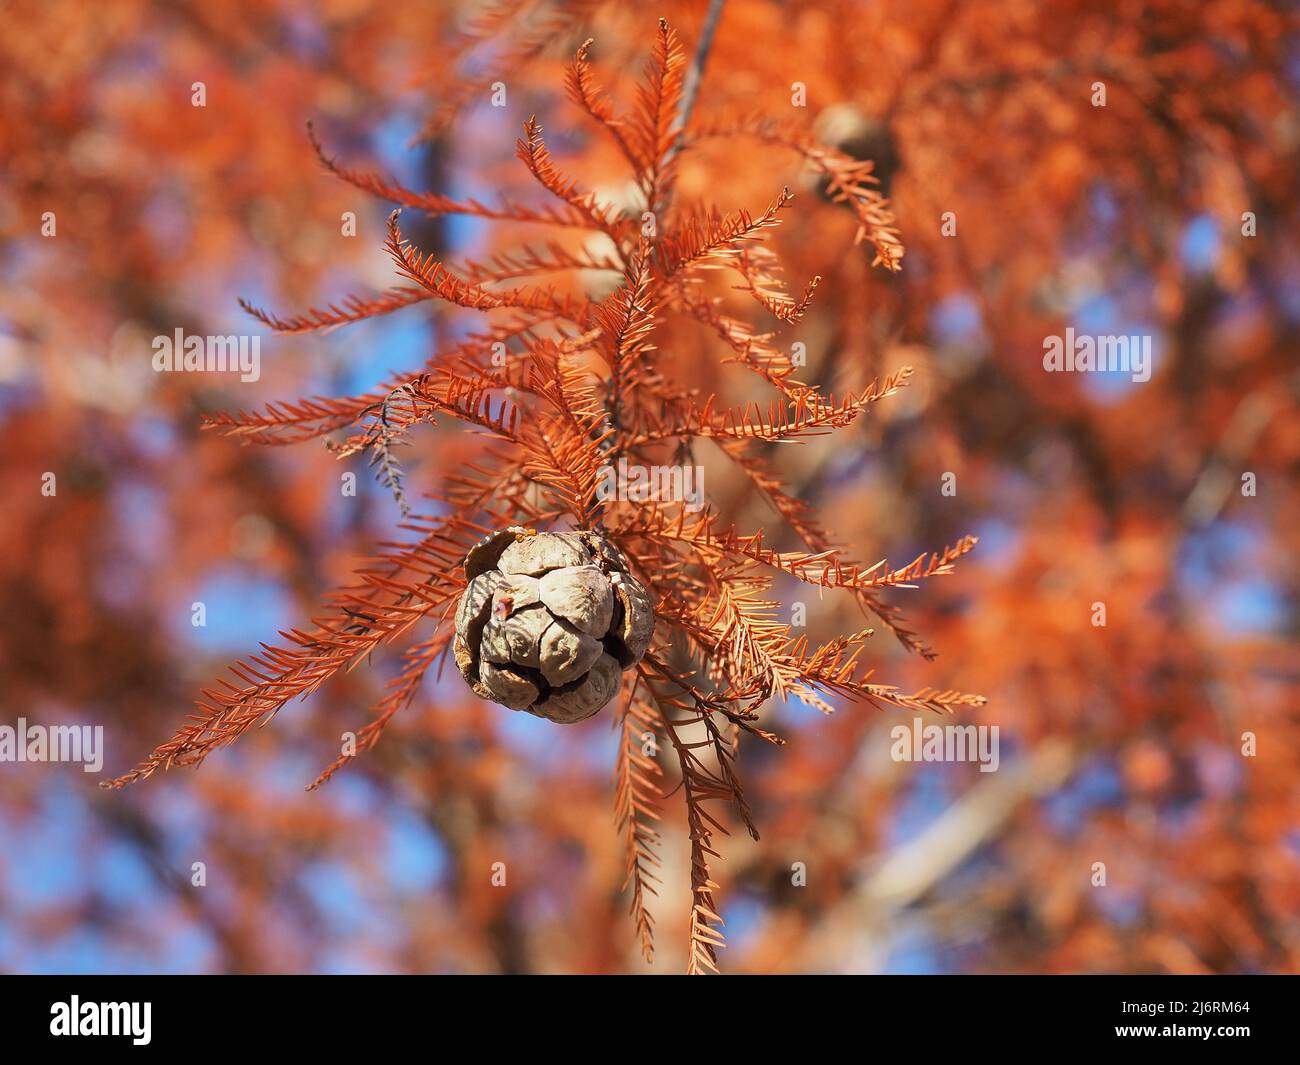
xmin=454 ymin=527 xmax=654 ymax=722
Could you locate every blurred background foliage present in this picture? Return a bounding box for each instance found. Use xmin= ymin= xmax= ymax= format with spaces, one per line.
xmin=0 ymin=0 xmax=1296 ymax=973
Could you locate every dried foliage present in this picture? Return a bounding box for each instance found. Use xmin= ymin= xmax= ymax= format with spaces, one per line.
xmin=103 ymin=18 xmax=980 ymax=970
xmin=7 ymin=0 xmax=1294 ymax=978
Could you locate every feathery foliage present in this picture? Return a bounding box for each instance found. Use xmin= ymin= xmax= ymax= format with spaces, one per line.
xmin=104 ymin=18 xmax=981 ymax=971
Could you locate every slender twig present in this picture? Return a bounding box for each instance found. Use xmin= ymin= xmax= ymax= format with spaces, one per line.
xmin=616 ymin=1 xmax=724 ymax=452
xmin=667 ymin=0 xmax=725 ymax=165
